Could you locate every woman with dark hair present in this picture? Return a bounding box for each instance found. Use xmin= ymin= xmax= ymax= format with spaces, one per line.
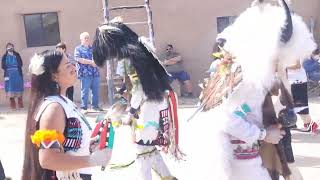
xmin=22 ymin=50 xmax=112 ymax=180
xmin=56 ymin=42 xmax=74 ymax=101
xmin=1 ymin=43 xmax=24 ymax=109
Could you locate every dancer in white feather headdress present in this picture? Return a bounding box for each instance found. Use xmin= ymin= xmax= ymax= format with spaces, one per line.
xmin=185 ymin=0 xmax=316 ymax=180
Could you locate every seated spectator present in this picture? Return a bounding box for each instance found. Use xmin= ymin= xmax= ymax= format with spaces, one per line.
xmin=161 ymin=44 xmax=193 ymax=97
xmin=303 ymin=48 xmax=320 ymax=81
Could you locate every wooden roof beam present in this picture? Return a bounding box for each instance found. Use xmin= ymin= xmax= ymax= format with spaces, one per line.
xmin=109 ymin=5 xmax=145 ymax=11
xmin=124 ymin=21 xmax=148 ymax=25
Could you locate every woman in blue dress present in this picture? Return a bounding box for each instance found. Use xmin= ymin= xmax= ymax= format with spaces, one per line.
xmin=1 ymin=43 xmax=24 ymax=109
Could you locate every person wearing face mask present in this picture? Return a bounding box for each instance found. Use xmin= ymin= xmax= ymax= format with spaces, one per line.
xmin=1 ymin=43 xmax=24 ymax=110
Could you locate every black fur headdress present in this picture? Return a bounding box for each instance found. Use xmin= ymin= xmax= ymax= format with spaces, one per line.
xmin=92 ymin=22 xmax=172 ymax=101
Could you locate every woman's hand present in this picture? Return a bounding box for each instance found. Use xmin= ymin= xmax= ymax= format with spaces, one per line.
xmin=89 ymin=136 xmax=99 ymax=153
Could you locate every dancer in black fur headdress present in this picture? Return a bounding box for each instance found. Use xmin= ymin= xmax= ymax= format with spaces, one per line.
xmin=93 ymin=18 xmax=171 ymax=101
xmin=92 ymin=17 xmax=181 ymax=180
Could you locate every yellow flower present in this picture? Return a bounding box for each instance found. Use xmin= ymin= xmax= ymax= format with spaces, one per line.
xmin=30 ymin=129 xmax=65 ymax=148
xmin=57 ymin=133 xmax=65 ymax=143
xmin=31 ymin=134 xmax=41 ymax=147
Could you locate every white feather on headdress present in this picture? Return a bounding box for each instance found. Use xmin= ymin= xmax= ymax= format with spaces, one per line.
xmin=99 ymin=16 xmax=123 ymax=32
xmin=139 ymin=36 xmax=159 ymax=60
xmin=219 ymin=3 xmax=315 ymax=91
xmin=139 ymin=37 xmax=156 ymax=53
xmin=29 ymin=54 xmax=45 ymax=75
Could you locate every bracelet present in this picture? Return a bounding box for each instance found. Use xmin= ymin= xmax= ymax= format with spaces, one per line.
xmin=258 ymin=128 xmax=267 ymax=140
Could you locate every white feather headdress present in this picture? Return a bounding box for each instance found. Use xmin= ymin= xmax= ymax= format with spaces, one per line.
xmin=29 ymin=54 xmax=45 ymax=75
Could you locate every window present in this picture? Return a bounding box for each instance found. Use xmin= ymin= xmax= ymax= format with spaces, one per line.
xmin=24 ymin=12 xmax=61 ymax=47
xmin=217 ymin=16 xmax=237 ymax=33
